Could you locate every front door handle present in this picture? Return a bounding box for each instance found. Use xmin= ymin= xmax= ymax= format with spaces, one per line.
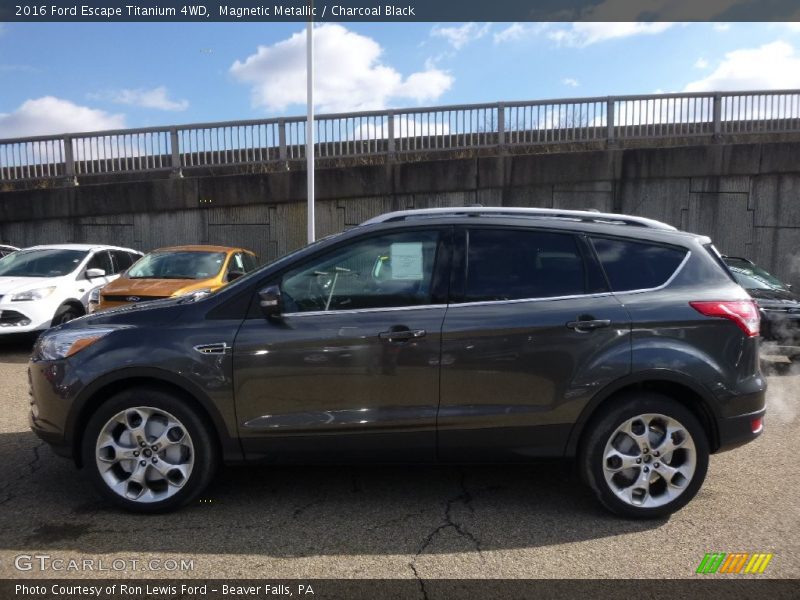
xmin=379 ymin=327 xmax=426 ymax=342
xmin=566 ymin=318 xmax=611 ymax=332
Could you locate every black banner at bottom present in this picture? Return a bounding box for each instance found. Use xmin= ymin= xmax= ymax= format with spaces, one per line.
xmin=2 ymin=579 xmax=798 ymax=600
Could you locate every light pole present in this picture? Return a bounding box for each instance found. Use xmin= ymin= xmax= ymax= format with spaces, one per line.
xmin=305 ymin=9 xmax=315 ymax=243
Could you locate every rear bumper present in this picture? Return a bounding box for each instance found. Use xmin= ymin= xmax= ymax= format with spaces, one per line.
xmin=715 ymin=404 xmax=766 ymax=453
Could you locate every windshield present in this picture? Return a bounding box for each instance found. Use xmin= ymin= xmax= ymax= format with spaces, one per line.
xmin=0 ymin=249 xmax=88 ymax=277
xmin=725 ymin=259 xmax=789 ymax=291
xmin=127 ymin=251 xmax=227 ymax=280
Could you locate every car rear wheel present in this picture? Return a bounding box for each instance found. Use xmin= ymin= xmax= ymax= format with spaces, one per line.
xmin=580 ymin=392 xmax=709 ymax=519
xmin=82 ymin=387 xmax=217 ymax=513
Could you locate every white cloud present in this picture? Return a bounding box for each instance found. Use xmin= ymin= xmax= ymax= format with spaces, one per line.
xmin=694 ymin=57 xmax=709 ymax=69
xmin=562 ymin=78 xmax=580 ymax=87
xmin=431 ymin=23 xmax=490 ymax=50
xmin=493 ymin=23 xmax=529 ymax=44
xmin=713 ymin=23 xmax=731 ymax=32
xmin=783 ymin=23 xmax=800 ymax=32
xmin=0 ymin=97 xmax=125 ymax=138
xmin=546 ymin=22 xmax=675 ymax=47
xmin=355 ymin=116 xmax=450 ymax=141
xmin=230 ymin=24 xmax=453 ymax=113
xmin=99 ymin=86 xmax=189 ymax=111
xmin=684 ymin=41 xmax=800 ymax=92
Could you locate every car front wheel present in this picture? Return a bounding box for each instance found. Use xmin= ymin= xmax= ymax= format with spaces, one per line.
xmin=82 ymin=387 xmax=217 ymax=513
xmin=580 ymin=392 xmax=710 ymax=519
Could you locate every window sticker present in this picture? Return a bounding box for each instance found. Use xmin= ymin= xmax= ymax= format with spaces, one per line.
xmin=390 ymin=242 xmax=424 ymax=280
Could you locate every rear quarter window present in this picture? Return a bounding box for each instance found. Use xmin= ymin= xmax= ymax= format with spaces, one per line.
xmin=590 ymin=237 xmax=688 ymax=292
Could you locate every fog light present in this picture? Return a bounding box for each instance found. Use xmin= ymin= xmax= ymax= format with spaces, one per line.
xmin=751 ymin=417 xmax=763 ymax=434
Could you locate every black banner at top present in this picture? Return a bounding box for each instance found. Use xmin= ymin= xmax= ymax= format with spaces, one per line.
xmin=1 ymin=0 xmax=800 ymax=23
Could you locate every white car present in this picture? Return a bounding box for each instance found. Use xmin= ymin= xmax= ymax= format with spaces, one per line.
xmin=0 ymin=244 xmax=143 ymax=334
xmin=0 ymin=244 xmax=19 ymax=258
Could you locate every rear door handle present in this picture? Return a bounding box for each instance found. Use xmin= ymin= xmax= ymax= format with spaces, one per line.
xmin=379 ymin=328 xmax=426 ymax=342
xmin=566 ymin=319 xmax=611 ymax=332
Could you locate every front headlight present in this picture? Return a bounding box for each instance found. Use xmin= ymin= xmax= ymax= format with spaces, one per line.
xmin=36 ymin=327 xmax=119 ymax=361
xmin=11 ymin=287 xmax=56 ymax=301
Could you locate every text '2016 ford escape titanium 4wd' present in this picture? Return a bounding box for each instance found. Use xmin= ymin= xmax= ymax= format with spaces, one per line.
xmin=28 ymin=208 xmax=766 ymax=518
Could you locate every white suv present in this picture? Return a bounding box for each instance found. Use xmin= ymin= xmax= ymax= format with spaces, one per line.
xmin=0 ymin=244 xmax=142 ymax=334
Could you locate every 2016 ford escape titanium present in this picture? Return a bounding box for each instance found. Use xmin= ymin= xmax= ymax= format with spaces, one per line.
xmin=28 ymin=208 xmax=766 ymax=518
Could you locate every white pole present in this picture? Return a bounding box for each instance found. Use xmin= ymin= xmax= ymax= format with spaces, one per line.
xmin=306 ymin=16 xmax=315 ymax=244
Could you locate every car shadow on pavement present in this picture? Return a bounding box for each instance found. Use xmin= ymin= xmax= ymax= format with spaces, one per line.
xmin=0 ymin=430 xmax=664 ymax=558
xmin=0 ymin=334 xmax=37 ymax=364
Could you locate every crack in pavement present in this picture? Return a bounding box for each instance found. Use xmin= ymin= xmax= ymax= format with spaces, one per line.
xmin=0 ymin=441 xmax=45 ymax=506
xmin=409 ymin=470 xmax=485 ymax=584
xmin=408 ymin=562 xmax=429 ymax=600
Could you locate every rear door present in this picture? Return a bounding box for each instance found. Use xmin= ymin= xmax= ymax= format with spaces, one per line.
xmin=438 ymin=227 xmax=631 ymax=460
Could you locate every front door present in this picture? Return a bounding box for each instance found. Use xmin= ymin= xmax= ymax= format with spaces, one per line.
xmin=233 ymin=227 xmax=451 ymax=462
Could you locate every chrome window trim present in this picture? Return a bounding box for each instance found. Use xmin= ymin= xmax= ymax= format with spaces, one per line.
xmin=282 ymin=304 xmax=446 ymax=318
xmin=448 ymin=291 xmax=615 ymax=309
xmin=279 ymin=250 xmax=691 ymax=316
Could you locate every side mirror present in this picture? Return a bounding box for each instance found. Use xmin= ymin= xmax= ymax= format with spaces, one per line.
xmin=227 ymin=270 xmax=245 ymax=282
xmin=86 ymin=268 xmax=106 ymax=279
xmin=258 ymin=285 xmax=282 ymax=318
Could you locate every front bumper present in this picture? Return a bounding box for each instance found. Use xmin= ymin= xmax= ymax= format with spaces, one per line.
xmin=0 ymin=299 xmax=56 ymax=333
xmin=28 ymin=359 xmax=76 ymax=459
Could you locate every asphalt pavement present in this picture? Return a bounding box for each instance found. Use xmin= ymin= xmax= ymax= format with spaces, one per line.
xmin=0 ymin=335 xmax=797 ymax=580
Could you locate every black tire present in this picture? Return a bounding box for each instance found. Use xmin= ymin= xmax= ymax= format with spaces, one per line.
xmin=51 ymin=305 xmax=80 ymax=327
xmin=579 ymin=391 xmax=710 ymax=519
xmin=81 ymin=387 xmax=217 ymax=514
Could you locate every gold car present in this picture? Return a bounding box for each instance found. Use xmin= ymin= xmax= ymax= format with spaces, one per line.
xmin=92 ymin=245 xmax=257 ymax=312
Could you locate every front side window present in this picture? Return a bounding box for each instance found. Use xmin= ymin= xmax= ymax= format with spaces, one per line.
xmin=464 ymin=229 xmax=587 ymax=302
xmin=127 ymin=251 xmax=227 ymax=280
xmin=591 ymin=237 xmax=688 ymax=292
xmin=0 ymin=249 xmax=88 ymax=278
xmin=242 ymin=253 xmax=258 ymax=272
xmin=281 ymin=231 xmax=440 ymax=312
xmin=85 ymin=251 xmax=113 ymax=276
xmin=110 ymin=250 xmax=135 ymax=274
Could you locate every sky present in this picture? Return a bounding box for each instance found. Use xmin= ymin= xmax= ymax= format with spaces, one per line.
xmin=2 ymin=21 xmax=800 ymax=138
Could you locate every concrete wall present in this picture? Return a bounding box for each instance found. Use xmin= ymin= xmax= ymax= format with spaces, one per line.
xmin=2 ymin=140 xmax=800 ymax=285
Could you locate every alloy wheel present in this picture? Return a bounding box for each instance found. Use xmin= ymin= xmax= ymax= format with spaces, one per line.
xmin=95 ymin=406 xmax=195 ymax=503
xmin=602 ymin=413 xmax=697 ymax=508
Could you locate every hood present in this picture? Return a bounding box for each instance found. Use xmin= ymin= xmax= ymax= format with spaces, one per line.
xmin=0 ymin=276 xmax=63 ymax=296
xmin=101 ymin=276 xmax=213 ymax=298
xmin=747 ymin=287 xmax=800 ymax=306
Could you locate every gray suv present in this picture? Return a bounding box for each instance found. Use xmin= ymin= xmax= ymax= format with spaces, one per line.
xmin=28 ymin=208 xmax=766 ymax=518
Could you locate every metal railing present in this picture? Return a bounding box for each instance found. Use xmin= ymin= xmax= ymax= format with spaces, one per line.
xmin=2 ymin=89 xmax=800 ymax=183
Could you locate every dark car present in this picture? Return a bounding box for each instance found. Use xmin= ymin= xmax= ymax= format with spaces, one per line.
xmin=28 ymin=207 xmax=766 ymax=518
xmin=724 ymin=256 xmax=800 ymax=359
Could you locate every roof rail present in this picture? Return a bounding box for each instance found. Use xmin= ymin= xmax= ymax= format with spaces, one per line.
xmin=361 ymin=207 xmax=677 ymax=230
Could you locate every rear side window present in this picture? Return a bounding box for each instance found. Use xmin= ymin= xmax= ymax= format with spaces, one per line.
xmin=465 ymin=229 xmax=587 ymax=302
xmin=591 ymin=237 xmax=687 ymax=292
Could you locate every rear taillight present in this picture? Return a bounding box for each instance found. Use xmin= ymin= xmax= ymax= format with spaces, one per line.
xmin=751 ymin=417 xmax=763 ymax=434
xmin=689 ymin=300 xmax=760 ymax=337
